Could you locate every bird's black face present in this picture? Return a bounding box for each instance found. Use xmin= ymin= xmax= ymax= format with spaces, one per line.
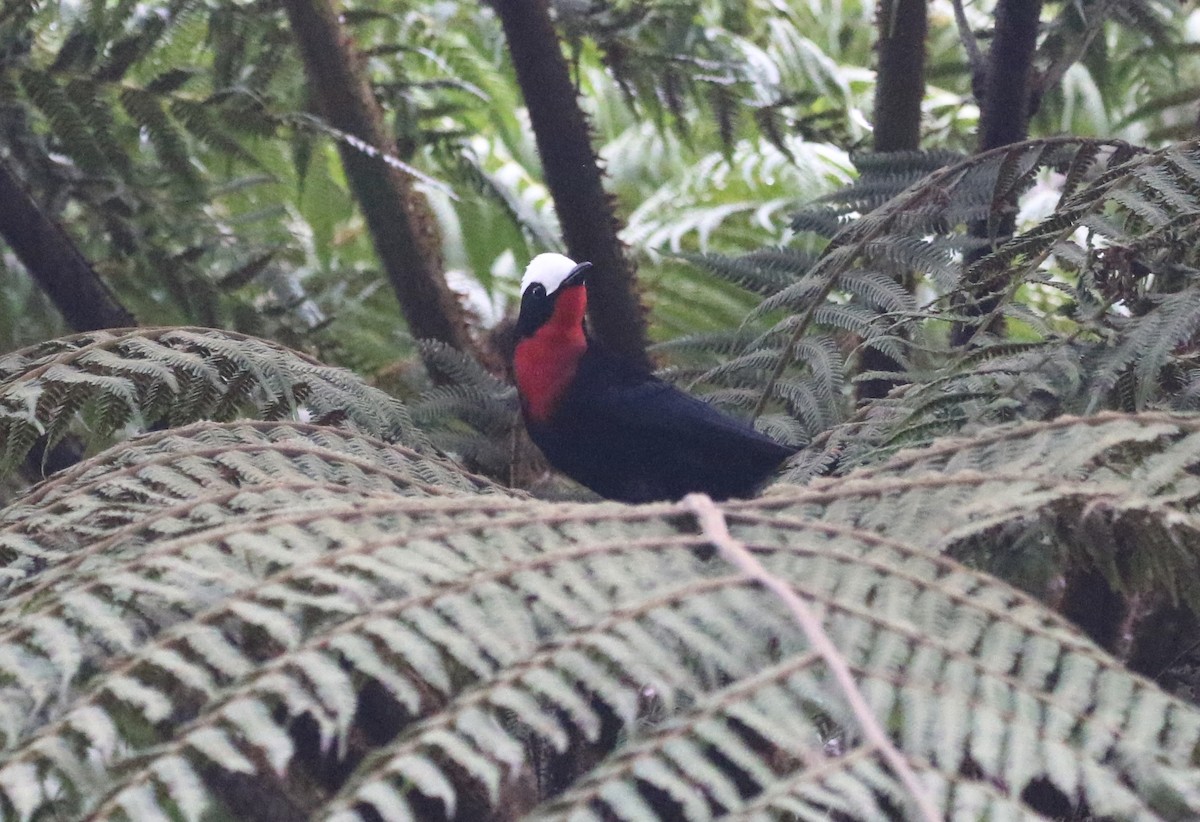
xmin=516 ymin=261 xmax=591 ymax=339
xmin=517 ymin=282 xmax=552 ymax=338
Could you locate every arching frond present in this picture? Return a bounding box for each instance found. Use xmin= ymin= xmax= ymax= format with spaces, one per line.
xmin=0 ymin=398 xmax=1198 ymax=820
xmin=413 ymin=341 xmax=522 ymax=479
xmin=728 ymin=138 xmax=1200 ymax=464
xmin=0 ymin=327 xmax=424 ymax=471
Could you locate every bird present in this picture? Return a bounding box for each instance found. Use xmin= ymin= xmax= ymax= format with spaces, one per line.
xmin=512 ymin=252 xmax=794 ymax=503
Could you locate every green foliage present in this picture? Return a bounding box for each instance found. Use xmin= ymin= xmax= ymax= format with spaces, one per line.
xmin=413 ymin=340 xmax=521 ymax=478
xmin=4 ymin=6 xmax=1200 ymax=818
xmin=0 ymin=0 xmax=874 ymax=360
xmin=0 ymin=0 xmax=309 ymax=335
xmin=0 ymin=327 xmax=424 ymax=472
xmin=1035 ymin=0 xmax=1195 ymax=140
xmin=1 ymin=338 xmax=1200 ymax=818
xmin=670 ymin=139 xmax=1200 ymax=473
xmin=4 ymin=0 xmax=1198 ymax=365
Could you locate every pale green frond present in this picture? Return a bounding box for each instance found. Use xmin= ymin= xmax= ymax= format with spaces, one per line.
xmin=0 ymin=392 xmax=1199 ymax=820
xmin=0 ymin=328 xmax=427 ymax=473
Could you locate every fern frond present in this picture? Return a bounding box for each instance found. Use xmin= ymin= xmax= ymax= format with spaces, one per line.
xmin=676 ymin=248 xmax=814 ymax=296
xmin=1087 ymin=288 xmax=1200 ymax=412
xmin=414 ymin=341 xmax=521 ymax=476
xmin=169 ymin=98 xmax=260 ymax=166
xmin=1 ymin=326 xmax=1200 ymax=822
xmin=62 ymin=77 xmax=132 ymax=177
xmin=838 ymin=269 xmax=918 ymax=314
xmin=119 ymin=87 xmax=198 ymax=188
xmin=19 ymin=69 xmax=112 ymax=175
xmin=744 ymin=138 xmax=1200 ymax=461
xmin=805 ymin=149 xmax=966 ymax=216
xmin=778 ymin=413 xmax=1200 ymax=625
xmin=653 ymin=329 xmax=760 ymax=361
xmin=0 ymin=327 xmax=425 ymax=472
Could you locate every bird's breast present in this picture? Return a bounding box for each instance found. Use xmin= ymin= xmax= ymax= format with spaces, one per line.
xmin=514 ymin=333 xmax=587 ymax=423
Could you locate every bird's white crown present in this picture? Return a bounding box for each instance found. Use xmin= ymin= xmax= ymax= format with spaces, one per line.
xmin=521 ymin=253 xmax=580 ymax=296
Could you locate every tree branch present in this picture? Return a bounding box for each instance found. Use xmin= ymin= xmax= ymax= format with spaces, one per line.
xmin=951 ymin=0 xmax=987 ymax=90
xmin=0 ymin=159 xmax=136 ymax=331
xmin=489 ymin=0 xmax=651 ymax=369
xmin=280 ymin=0 xmax=478 ymax=355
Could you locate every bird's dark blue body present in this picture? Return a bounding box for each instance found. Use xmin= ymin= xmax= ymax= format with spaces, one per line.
xmin=525 ymin=345 xmax=793 ymax=502
xmin=514 ymin=254 xmax=792 ymax=503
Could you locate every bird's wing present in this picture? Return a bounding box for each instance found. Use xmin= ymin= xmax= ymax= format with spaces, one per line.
xmin=568 ymin=349 xmax=792 ymax=458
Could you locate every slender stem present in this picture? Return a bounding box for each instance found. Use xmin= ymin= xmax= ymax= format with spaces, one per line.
xmin=951 ymin=0 xmax=986 ymax=75
xmin=684 ymin=493 xmax=942 ymax=822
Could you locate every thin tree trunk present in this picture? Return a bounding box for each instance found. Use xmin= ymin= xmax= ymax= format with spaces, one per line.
xmin=0 ymin=159 xmax=136 ymax=331
xmin=859 ymin=0 xmax=927 ymax=401
xmin=490 ymin=0 xmax=651 ymax=369
xmin=977 ymin=0 xmax=1043 ymax=153
xmin=951 ymin=0 xmax=1044 ymax=347
xmin=281 ymin=0 xmax=477 ymax=355
xmin=0 ymin=160 xmax=133 ymax=480
xmin=872 ymin=0 xmax=928 ymax=154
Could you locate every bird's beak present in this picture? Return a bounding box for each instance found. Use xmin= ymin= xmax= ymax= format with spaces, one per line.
xmin=562 ymin=261 xmax=592 ymax=289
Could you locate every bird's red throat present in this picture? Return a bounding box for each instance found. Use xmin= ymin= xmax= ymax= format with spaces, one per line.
xmin=514 ymin=286 xmax=588 ymax=423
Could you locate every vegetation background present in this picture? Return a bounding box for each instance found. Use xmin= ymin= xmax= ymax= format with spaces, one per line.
xmin=3 ymin=0 xmax=1200 ymax=819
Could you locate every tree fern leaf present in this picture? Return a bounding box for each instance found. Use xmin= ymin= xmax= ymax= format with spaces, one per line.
xmin=1166 ymin=145 xmax=1200 ymax=190
xmin=140 ymin=646 xmax=217 ymax=698
xmin=676 ymin=249 xmax=812 ymax=296
xmin=19 ymin=69 xmax=112 ymax=175
xmin=111 ymin=783 xmax=175 ymax=822
xmin=1109 ymin=185 xmax=1172 ymax=227
xmin=861 ymin=236 xmax=957 ymax=279
xmin=522 ymin=666 xmax=602 ymax=743
xmin=107 ymin=675 xmax=174 ymax=723
xmin=753 ymin=271 xmax=832 ymax=318
xmin=1088 ymin=289 xmax=1200 ymax=411
xmin=222 ymin=696 xmax=294 ymax=774
xmin=65 ymin=589 xmax=138 ymax=650
xmin=1135 ymin=162 xmax=1200 ymax=216
xmin=63 ymin=77 xmax=131 ymax=177
xmin=349 ymin=780 xmax=416 ymax=822
xmin=6 ymin=332 xmax=1200 ymax=820
xmin=169 ymin=99 xmax=260 ymax=166
xmin=94 ymin=12 xmax=169 ymax=82
xmin=988 ymin=143 xmax=1051 ymax=242
xmin=771 ymin=378 xmax=835 ymax=434
xmin=119 ymin=88 xmax=199 ymax=189
xmin=1059 ymin=142 xmax=1107 ymax=203
xmin=790 ymin=206 xmax=845 ymax=238
xmin=654 ymin=329 xmax=759 ymax=360
xmin=838 ymin=269 xmax=917 ymax=314
xmin=0 ymin=329 xmax=427 ymax=473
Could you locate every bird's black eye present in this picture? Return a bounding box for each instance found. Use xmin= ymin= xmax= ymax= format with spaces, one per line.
xmin=517 ymin=283 xmax=553 ymax=338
